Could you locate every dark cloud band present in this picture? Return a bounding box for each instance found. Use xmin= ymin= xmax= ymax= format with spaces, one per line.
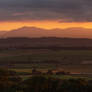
xmin=0 ymin=0 xmax=92 ymax=22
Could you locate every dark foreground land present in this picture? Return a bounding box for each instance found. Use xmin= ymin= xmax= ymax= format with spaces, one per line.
xmin=0 ymin=38 xmax=92 ymax=92
xmin=0 ymin=49 xmax=92 ymax=73
xmin=0 ymin=68 xmax=92 ymax=92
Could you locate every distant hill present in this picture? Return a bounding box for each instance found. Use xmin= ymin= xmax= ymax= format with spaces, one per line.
xmin=0 ymin=37 xmax=92 ymax=50
xmin=0 ymin=31 xmax=7 ymax=38
xmin=1 ymin=26 xmax=92 ymax=38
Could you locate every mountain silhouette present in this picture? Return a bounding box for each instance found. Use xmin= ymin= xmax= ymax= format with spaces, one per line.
xmin=1 ymin=27 xmax=92 ymax=38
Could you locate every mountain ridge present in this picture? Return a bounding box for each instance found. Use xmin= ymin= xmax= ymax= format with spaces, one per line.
xmin=0 ymin=26 xmax=92 ymax=38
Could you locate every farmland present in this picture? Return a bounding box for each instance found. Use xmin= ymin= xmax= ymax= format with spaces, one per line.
xmin=0 ymin=38 xmax=92 ymax=92
xmin=1 ymin=49 xmax=92 ymax=62
xmin=0 ymin=49 xmax=91 ymax=74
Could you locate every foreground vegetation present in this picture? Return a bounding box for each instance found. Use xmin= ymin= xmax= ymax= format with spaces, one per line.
xmin=0 ymin=69 xmax=92 ymax=92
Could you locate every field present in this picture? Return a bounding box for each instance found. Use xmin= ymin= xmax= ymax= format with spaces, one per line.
xmin=0 ymin=48 xmax=92 ymax=92
xmin=0 ymin=49 xmax=91 ymax=74
xmin=1 ymin=49 xmax=92 ymax=62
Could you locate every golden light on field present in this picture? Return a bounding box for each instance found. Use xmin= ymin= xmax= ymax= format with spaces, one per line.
xmin=0 ymin=21 xmax=92 ymax=31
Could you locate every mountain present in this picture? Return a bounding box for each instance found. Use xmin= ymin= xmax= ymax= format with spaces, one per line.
xmin=1 ymin=26 xmax=92 ymax=38
xmin=0 ymin=31 xmax=7 ymax=38
xmin=2 ymin=27 xmax=48 ymax=38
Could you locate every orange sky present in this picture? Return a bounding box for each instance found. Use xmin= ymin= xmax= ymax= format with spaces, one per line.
xmin=0 ymin=21 xmax=92 ymax=31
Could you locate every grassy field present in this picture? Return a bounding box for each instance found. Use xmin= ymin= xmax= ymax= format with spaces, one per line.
xmin=0 ymin=49 xmax=92 ymax=74
xmin=1 ymin=49 xmax=92 ymax=62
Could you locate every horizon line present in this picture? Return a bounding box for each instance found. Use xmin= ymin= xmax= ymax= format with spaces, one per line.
xmin=0 ymin=26 xmax=92 ymax=32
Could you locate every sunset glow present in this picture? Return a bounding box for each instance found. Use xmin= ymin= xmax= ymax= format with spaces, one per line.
xmin=0 ymin=21 xmax=92 ymax=31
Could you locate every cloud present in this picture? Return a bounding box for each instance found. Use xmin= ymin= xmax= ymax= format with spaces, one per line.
xmin=0 ymin=0 xmax=92 ymax=22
